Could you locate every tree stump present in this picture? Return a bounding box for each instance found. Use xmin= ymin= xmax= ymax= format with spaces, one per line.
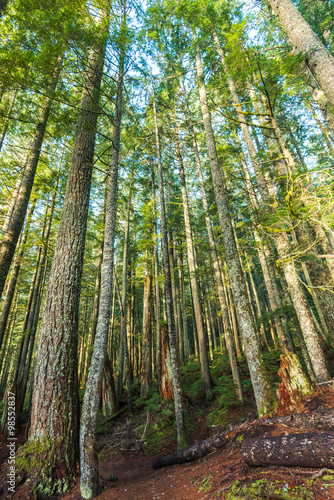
xmin=277 ymin=352 xmax=315 ymax=415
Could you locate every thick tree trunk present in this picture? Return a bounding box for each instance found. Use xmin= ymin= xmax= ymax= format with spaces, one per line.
xmin=141 ymin=272 xmax=152 ymax=398
xmin=0 ymin=56 xmax=62 ymax=300
xmin=245 ymin=71 xmax=330 ymax=382
xmin=17 ymin=25 xmax=107 ymax=496
xmin=152 ymin=84 xmax=187 ymax=449
xmin=79 ymin=30 xmax=124 ymax=496
xmin=195 ymin=42 xmax=276 ymax=417
xmin=174 ymin=116 xmax=213 ymax=397
xmin=242 ymin=432 xmax=334 ymax=467
xmin=266 ymin=0 xmax=334 ymax=111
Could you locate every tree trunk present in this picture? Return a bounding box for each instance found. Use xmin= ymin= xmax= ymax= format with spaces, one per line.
xmin=242 ymin=432 xmax=334 ymax=467
xmin=0 ymin=200 xmax=36 ymax=351
xmin=0 ymin=88 xmax=17 ymax=152
xmin=266 ymin=0 xmax=334 ymax=111
xmin=117 ymin=185 xmax=132 ymax=399
xmin=141 ymin=272 xmax=152 ymax=398
xmin=159 ymin=323 xmax=173 ymax=400
xmin=182 ymin=80 xmax=242 ymax=399
xmin=79 ymin=23 xmax=125 ymax=495
xmin=151 ymin=162 xmax=161 ymax=382
xmin=83 ymin=198 xmax=105 ymax=386
xmin=152 ymin=83 xmax=187 ymax=449
xmin=18 ymin=22 xmax=107 ymax=496
xmin=194 ymin=42 xmax=276 ymax=417
xmin=0 ymin=56 xmax=62 ymax=300
xmin=174 ymin=115 xmax=213 ymax=397
xmin=102 ymin=354 xmax=118 ymax=418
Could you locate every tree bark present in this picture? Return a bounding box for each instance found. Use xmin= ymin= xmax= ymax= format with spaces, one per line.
xmin=242 ymin=432 xmax=334 ymax=467
xmin=266 ymin=0 xmax=334 ymax=111
xmin=152 ymin=83 xmax=187 ymax=449
xmin=18 ymin=21 xmax=107 ymax=496
xmin=79 ymin=24 xmax=124 ymax=496
xmin=141 ymin=272 xmax=152 ymax=398
xmin=174 ymin=114 xmax=213 ymax=397
xmin=152 ymin=432 xmax=229 ymax=469
xmin=194 ymin=42 xmax=276 ymax=417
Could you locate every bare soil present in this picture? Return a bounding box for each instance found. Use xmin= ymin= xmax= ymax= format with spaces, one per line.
xmin=1 ymin=386 xmax=334 ymax=499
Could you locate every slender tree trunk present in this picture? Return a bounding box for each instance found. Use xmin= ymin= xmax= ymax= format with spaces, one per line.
xmin=18 ymin=21 xmax=107 ymax=495
xmin=152 ymin=83 xmax=187 ymax=449
xmin=83 ymin=198 xmax=106 ymax=386
xmin=194 ymin=43 xmax=276 ymax=416
xmin=117 ymin=187 xmax=131 ymax=399
xmin=151 ymin=163 xmax=162 ymax=382
xmin=79 ymin=30 xmax=124 ymax=497
xmin=0 ymin=56 xmax=62 ymax=300
xmin=174 ymin=116 xmax=213 ymax=397
xmin=182 ymin=83 xmax=242 ymax=398
xmin=0 ymin=200 xmax=36 ymax=351
xmin=177 ymin=247 xmax=189 ymax=362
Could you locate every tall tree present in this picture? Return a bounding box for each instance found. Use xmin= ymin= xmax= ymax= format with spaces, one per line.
xmin=17 ymin=7 xmax=109 ymax=495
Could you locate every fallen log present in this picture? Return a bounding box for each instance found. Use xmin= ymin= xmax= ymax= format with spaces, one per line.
xmin=242 ymin=432 xmax=334 ymax=468
xmin=152 ymin=432 xmax=229 ymax=469
xmin=152 ymin=408 xmax=334 ymax=469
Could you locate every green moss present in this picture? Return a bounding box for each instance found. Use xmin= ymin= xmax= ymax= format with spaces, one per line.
xmin=226 ymin=479 xmax=314 ymax=499
xmin=16 ymin=436 xmax=77 ymax=498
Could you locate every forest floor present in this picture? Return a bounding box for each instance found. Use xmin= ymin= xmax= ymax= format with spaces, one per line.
xmin=1 ymin=353 xmax=334 ymax=499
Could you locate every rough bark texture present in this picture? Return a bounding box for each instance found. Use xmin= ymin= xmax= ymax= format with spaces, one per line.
xmin=195 ymin=42 xmax=277 ymax=417
xmin=242 ymin=432 xmax=334 ymax=467
xmin=277 ymin=352 xmax=315 ymax=415
xmin=266 ymin=0 xmax=334 ymax=111
xmin=79 ymin=32 xmax=124 ymax=498
xmin=153 ymin=84 xmax=187 ymax=449
xmin=141 ymin=272 xmax=152 ymax=398
xmin=102 ymin=354 xmax=118 ymax=418
xmin=0 ymin=57 xmax=61 ymax=300
xmin=18 ymin=30 xmax=106 ymax=497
